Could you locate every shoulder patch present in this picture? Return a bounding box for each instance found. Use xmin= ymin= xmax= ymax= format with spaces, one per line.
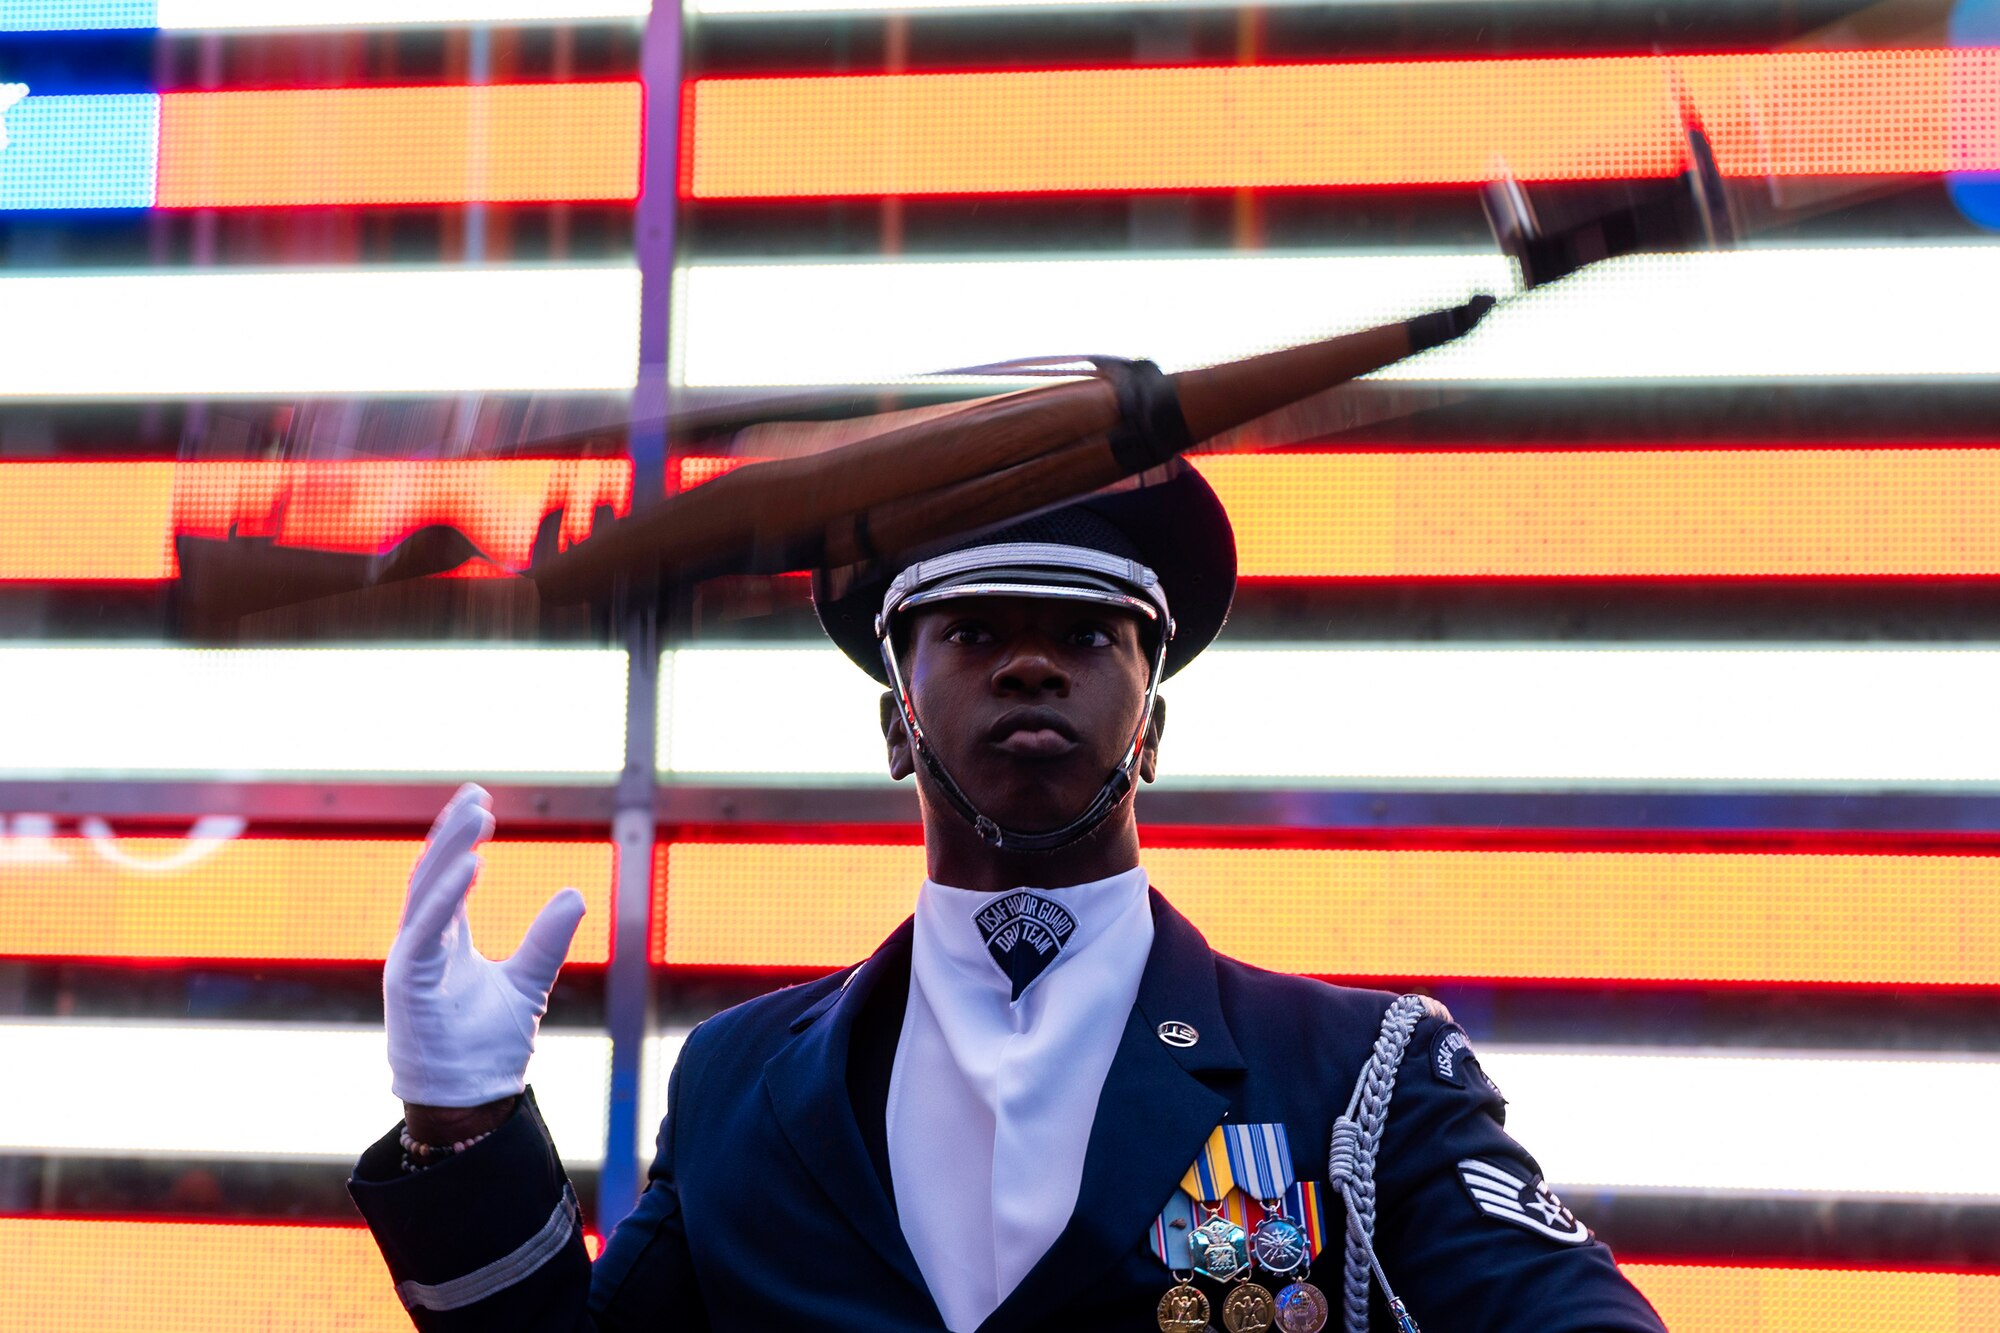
xmin=1428 ymin=1023 xmax=1501 ymax=1099
xmin=1456 ymin=1159 xmax=1591 ymax=1246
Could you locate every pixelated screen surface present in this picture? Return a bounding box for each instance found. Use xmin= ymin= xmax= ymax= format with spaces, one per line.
xmin=4 ymin=1219 xmax=1977 ymax=1333
xmin=0 ymin=836 xmax=615 ymax=962
xmin=24 ymin=450 xmax=2000 ymax=579
xmin=0 ymin=94 xmax=157 ymax=210
xmin=653 ymin=840 xmax=2000 ymax=983
xmin=669 ymin=248 xmax=2000 ymax=387
xmin=684 ymin=49 xmax=2000 ymax=197
xmin=3 ymin=0 xmax=1997 ymax=1319
xmin=0 ymin=459 xmax=633 ymax=580
xmin=156 ymin=83 xmax=642 ymax=207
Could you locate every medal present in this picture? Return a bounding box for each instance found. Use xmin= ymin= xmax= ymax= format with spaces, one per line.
xmin=1250 ymin=1214 xmax=1308 ymax=1275
xmin=1222 ymin=1279 xmax=1277 ymax=1333
xmin=1156 ymin=1281 xmax=1210 ymax=1333
xmin=1189 ymin=1213 xmax=1249 ymax=1281
xmin=1274 ymin=1280 xmax=1329 ymax=1333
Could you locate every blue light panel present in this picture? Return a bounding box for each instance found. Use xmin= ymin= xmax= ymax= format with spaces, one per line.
xmin=0 ymin=1 xmax=155 ymax=30
xmin=0 ymin=93 xmax=157 ymax=210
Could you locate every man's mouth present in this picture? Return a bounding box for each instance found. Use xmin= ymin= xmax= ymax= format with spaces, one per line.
xmin=987 ymin=707 xmax=1081 ymax=757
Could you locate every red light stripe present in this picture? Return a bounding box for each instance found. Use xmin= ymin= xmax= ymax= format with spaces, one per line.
xmin=684 ymin=48 xmax=2000 ymax=198
xmin=0 ymin=460 xmax=631 ymax=583
xmin=654 ymin=841 xmax=2000 ymax=985
xmin=0 ymin=1219 xmax=1990 ymax=1333
xmin=157 ymin=83 xmax=643 ymax=208
xmin=0 ymin=837 xmax=614 ymax=964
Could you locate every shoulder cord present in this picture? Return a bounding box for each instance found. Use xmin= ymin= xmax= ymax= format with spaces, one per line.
xmin=1327 ymin=993 xmax=1430 ymax=1333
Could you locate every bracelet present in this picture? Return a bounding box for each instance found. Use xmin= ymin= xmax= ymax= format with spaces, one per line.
xmin=398 ymin=1123 xmax=497 ymax=1173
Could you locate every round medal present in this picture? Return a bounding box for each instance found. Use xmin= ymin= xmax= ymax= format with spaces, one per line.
xmin=1250 ymin=1215 xmax=1308 ymax=1275
xmin=1274 ymin=1280 xmax=1330 ymax=1333
xmin=1222 ymin=1280 xmax=1277 ymax=1333
xmin=1156 ymin=1282 xmax=1211 ymax=1333
xmin=1188 ymin=1217 xmax=1249 ymax=1281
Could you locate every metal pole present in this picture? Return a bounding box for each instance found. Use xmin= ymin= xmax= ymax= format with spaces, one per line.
xmin=629 ymin=0 xmax=685 ymax=509
xmin=600 ymin=604 xmax=661 ymax=1231
xmin=599 ymin=0 xmax=685 ymax=1231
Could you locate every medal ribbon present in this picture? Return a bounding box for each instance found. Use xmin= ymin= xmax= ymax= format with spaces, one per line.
xmin=1244 ymin=1182 xmax=1328 ymax=1260
xmin=1221 ymin=1122 xmax=1293 ymax=1202
xmin=1178 ymin=1126 xmax=1236 ymax=1205
xmin=1150 ymin=1188 xmax=1252 ymax=1268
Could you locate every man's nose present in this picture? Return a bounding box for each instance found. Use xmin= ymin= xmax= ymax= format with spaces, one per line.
xmin=992 ymin=638 xmax=1070 ymax=695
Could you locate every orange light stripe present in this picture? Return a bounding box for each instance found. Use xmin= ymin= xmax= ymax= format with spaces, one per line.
xmin=684 ymin=48 xmax=1999 ymax=198
xmin=1623 ymin=1263 xmax=2000 ymax=1333
xmin=0 ymin=459 xmax=631 ymax=583
xmin=158 ymin=82 xmax=642 ymax=208
xmin=0 ymin=462 xmax=179 ymax=581
xmin=0 ymin=1219 xmax=410 ymax=1333
xmin=654 ymin=843 xmax=2000 ymax=985
xmin=16 ymin=449 xmax=2000 ymax=582
xmin=0 ymin=1221 xmax=1989 ymax=1333
xmin=0 ymin=838 xmax=613 ymax=964
xmin=1190 ymin=449 xmax=2000 ymax=579
xmin=683 ymin=447 xmax=2000 ymax=578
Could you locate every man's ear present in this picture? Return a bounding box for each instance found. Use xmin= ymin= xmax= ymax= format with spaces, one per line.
xmin=881 ymin=691 xmax=915 ymax=781
xmin=1138 ymin=693 xmax=1167 ymax=783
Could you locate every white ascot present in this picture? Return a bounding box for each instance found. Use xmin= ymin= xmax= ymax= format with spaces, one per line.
xmin=886 ymin=866 xmax=1155 ymax=1332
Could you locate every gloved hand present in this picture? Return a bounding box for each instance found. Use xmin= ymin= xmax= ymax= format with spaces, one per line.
xmin=385 ymin=784 xmax=588 ymax=1107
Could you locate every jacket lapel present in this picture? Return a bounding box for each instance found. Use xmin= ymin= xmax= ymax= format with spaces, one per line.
xmin=762 ymin=918 xmax=936 ymax=1305
xmin=978 ymin=891 xmax=1247 ymax=1333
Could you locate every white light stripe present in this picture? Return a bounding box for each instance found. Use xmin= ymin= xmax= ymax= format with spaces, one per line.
xmin=0 ymin=268 xmax=639 ymax=398
xmin=1486 ymin=1047 xmax=2000 ymax=1198
xmin=661 ymin=649 xmax=888 ymax=780
xmin=671 ymin=247 xmax=2000 ymax=389
xmin=4 ymin=1022 xmax=1988 ymax=1197
xmin=25 ymin=640 xmax=2000 ymax=787
xmin=0 ymin=1022 xmax=614 ymax=1164
xmin=157 ymin=1 xmax=649 ymax=28
xmin=659 ymin=645 xmax=2000 ymax=786
xmin=0 ymin=646 xmax=628 ymax=780
xmin=689 ymin=0 xmax=1673 ymax=13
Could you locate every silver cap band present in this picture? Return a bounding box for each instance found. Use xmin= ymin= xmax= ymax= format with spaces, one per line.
xmin=875 ymin=541 xmax=1173 ymax=640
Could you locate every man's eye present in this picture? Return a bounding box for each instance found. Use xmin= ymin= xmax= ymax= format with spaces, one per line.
xmin=943 ymin=624 xmax=990 ymax=645
xmin=1070 ymin=627 xmax=1115 ymax=648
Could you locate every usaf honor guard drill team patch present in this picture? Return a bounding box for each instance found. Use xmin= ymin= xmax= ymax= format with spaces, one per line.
xmin=1456 ymin=1159 xmax=1591 ymax=1245
xmin=975 ymin=891 xmax=1077 ymax=1000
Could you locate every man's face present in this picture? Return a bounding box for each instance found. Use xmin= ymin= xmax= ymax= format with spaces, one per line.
xmin=886 ymin=594 xmax=1162 ymax=833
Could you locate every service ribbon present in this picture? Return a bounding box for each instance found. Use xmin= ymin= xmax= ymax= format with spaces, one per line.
xmin=1221 ymin=1122 xmax=1293 ymax=1202
xmin=1178 ymin=1126 xmax=1237 ymax=1205
xmin=1150 ymin=1188 xmax=1198 ymax=1269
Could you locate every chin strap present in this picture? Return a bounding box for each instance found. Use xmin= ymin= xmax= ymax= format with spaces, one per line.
xmin=879 ymin=629 xmax=1169 ymax=854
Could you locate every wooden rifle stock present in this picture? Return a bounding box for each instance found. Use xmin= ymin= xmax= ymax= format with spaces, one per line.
xmin=531 ymin=299 xmax=1488 ymax=603
xmin=530 ymin=377 xmax=1118 ymax=603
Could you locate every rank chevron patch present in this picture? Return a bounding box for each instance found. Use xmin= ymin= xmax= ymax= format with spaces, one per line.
xmin=1455 ymin=1159 xmax=1591 ymax=1245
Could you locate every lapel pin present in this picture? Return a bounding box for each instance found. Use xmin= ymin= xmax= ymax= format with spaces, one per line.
xmin=1157 ymin=1020 xmax=1199 ymax=1048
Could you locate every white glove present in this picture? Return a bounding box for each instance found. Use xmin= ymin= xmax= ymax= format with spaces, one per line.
xmin=386 ymin=784 xmax=587 ymax=1107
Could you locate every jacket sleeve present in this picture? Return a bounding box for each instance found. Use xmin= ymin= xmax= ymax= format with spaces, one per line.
xmin=348 ymin=1064 xmax=707 ymax=1333
xmin=1366 ymin=1014 xmax=1666 ymax=1333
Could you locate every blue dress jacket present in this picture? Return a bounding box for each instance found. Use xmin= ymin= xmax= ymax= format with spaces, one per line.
xmin=349 ymin=891 xmax=1666 ymax=1333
